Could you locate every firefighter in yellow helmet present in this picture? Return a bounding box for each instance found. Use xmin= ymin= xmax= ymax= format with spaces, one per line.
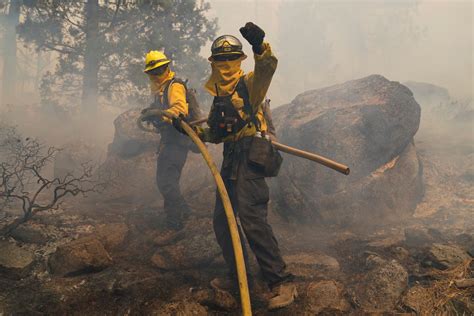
xmin=142 ymin=51 xmax=192 ymax=235
xmin=193 ymin=23 xmax=296 ymax=310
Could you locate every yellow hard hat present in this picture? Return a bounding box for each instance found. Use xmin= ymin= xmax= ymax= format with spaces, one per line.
xmin=144 ymin=50 xmax=171 ymax=73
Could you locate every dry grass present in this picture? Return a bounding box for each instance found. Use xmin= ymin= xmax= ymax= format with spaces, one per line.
xmin=402 ymin=259 xmax=473 ymax=314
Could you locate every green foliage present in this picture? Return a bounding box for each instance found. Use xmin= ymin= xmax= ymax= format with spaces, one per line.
xmin=18 ymin=0 xmax=217 ymax=115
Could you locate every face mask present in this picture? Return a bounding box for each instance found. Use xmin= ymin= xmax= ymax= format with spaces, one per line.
xmin=205 ymin=56 xmax=246 ymax=96
xmin=211 ymin=59 xmax=242 ymax=77
xmin=149 ymin=68 xmax=175 ymax=95
xmin=148 ymin=67 xmax=170 ymax=85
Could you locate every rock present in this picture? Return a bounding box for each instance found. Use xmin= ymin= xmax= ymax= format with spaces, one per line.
xmin=151 ymin=219 xmax=221 ymax=270
xmin=146 ymin=300 xmax=208 ymax=316
xmin=10 ymin=225 xmax=48 ymax=245
xmin=403 ymin=81 xmax=451 ymax=107
xmin=284 ymin=253 xmax=340 ymax=278
xmin=404 ymin=227 xmax=435 ymax=247
xmin=48 ymin=237 xmax=112 ymax=276
xmin=425 ymin=244 xmax=471 ymax=269
xmin=100 ymin=109 xmax=221 ymax=209
xmin=304 ymin=280 xmax=350 ymax=314
xmin=271 ymin=75 xmax=423 ymax=226
xmin=107 ymin=109 xmax=160 ymax=158
xmin=94 ymin=223 xmax=129 ymax=251
xmin=390 ymin=246 xmax=410 ymax=262
xmin=0 ymin=240 xmax=35 ymax=278
xmin=454 ymin=233 xmax=474 ymax=253
xmin=401 ymin=285 xmax=433 ymax=314
xmin=194 ymin=288 xmax=238 ymax=311
xmin=404 ymin=81 xmax=473 ymax=122
xmin=353 ymin=254 xmax=408 ymax=312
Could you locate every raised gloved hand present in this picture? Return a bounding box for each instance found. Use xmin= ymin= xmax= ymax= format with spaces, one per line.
xmin=239 ymin=22 xmax=265 ymax=54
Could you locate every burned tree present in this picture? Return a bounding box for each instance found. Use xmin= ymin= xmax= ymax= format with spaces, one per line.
xmin=0 ymin=123 xmax=103 ymax=236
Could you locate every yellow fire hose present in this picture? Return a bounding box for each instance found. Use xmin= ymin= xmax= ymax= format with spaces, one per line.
xmin=137 ymin=110 xmax=350 ymax=315
xmin=137 ymin=111 xmax=253 ymax=316
xmin=146 ymin=117 xmax=350 ymax=175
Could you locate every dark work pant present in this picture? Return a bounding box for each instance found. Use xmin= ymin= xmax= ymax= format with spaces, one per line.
xmin=156 ymin=129 xmax=190 ymax=228
xmin=213 ymin=137 xmax=291 ymax=287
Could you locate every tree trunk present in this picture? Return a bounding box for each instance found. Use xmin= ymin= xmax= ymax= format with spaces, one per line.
xmin=81 ymin=0 xmax=100 ymax=114
xmin=1 ymin=0 xmax=21 ymax=107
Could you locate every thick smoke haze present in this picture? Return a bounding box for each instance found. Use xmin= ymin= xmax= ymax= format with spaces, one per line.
xmin=206 ymin=0 xmax=473 ymax=106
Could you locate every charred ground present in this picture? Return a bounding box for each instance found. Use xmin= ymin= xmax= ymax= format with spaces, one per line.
xmin=0 ymin=77 xmax=472 ymax=315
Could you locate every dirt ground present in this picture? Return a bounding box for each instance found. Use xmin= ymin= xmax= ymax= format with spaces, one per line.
xmin=0 ymin=122 xmax=473 ymax=315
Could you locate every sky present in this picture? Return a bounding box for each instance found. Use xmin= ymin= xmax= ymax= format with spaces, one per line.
xmin=205 ymin=0 xmax=473 ymax=106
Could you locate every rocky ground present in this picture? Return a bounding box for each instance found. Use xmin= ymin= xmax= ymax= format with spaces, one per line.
xmin=0 ymin=78 xmax=473 ymax=315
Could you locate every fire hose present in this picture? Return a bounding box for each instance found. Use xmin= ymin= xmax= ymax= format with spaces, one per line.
xmin=178 ymin=117 xmax=350 ymax=175
xmin=138 ymin=111 xmax=253 ymax=316
xmin=137 ymin=111 xmax=350 ymax=315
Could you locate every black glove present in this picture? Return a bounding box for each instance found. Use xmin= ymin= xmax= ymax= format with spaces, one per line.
xmin=140 ymin=107 xmax=161 ymax=121
xmin=172 ymin=114 xmax=188 ymax=135
xmin=239 ymin=22 xmax=265 ymax=54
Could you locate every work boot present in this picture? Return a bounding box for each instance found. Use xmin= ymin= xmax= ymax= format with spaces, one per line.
xmin=166 ymin=217 xmax=184 ymax=231
xmin=152 ymin=217 xmax=185 ymax=246
xmin=153 ymin=228 xmax=185 ymax=246
xmin=267 ymin=282 xmax=298 ymax=310
xmin=164 ymin=205 xmax=191 ymax=230
xmin=210 ymin=276 xmax=237 ymax=293
xmin=180 ymin=205 xmax=192 ymax=222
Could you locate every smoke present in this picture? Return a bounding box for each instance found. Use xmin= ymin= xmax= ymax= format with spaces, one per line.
xmin=206 ymin=0 xmax=473 ymax=106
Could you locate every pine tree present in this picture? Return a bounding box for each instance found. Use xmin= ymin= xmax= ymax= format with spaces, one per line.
xmin=18 ymin=0 xmax=216 ymax=117
xmin=1 ymin=0 xmax=21 ymax=106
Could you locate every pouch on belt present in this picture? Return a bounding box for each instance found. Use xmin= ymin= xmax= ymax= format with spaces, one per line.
xmin=248 ymin=136 xmax=282 ymax=177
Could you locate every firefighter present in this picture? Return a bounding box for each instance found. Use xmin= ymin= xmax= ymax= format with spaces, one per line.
xmin=142 ymin=51 xmax=192 ymax=237
xmin=190 ymin=22 xmax=297 ymax=310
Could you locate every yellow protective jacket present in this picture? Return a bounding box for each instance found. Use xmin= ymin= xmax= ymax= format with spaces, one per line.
xmin=150 ymin=70 xmax=188 ymax=123
xmin=199 ymin=42 xmax=277 ymax=143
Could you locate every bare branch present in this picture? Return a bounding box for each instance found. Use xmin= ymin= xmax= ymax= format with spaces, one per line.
xmin=0 ymin=124 xmax=105 ymax=237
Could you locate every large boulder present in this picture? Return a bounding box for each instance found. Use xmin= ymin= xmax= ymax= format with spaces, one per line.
xmin=271 ymin=75 xmax=423 ymax=226
xmin=100 ymin=109 xmax=221 ymax=208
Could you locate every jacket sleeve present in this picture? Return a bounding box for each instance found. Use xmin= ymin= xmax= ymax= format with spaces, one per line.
xmin=244 ymin=42 xmax=278 ymax=112
xmin=163 ymin=82 xmax=189 ymax=123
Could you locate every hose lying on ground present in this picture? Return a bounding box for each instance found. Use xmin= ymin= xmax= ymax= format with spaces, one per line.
xmin=137 ymin=112 xmax=253 ymax=316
